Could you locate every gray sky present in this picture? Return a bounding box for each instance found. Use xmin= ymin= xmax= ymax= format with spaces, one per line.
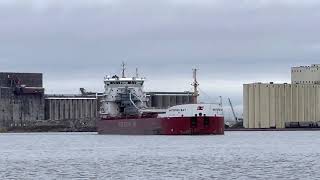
xmin=1 ymin=0 xmax=320 ymax=117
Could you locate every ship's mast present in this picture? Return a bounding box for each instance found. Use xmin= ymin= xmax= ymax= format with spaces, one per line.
xmin=121 ymin=62 xmax=126 ymax=78
xmin=135 ymin=68 xmax=139 ymax=78
xmin=192 ymin=68 xmax=199 ymax=103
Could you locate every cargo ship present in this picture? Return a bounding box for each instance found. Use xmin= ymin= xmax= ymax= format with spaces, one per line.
xmin=97 ymin=64 xmax=224 ymax=135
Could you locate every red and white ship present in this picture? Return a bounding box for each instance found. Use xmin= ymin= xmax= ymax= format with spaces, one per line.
xmin=97 ymin=64 xmax=224 ymax=135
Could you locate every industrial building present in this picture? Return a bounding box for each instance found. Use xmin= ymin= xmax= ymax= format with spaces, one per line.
xmin=44 ymin=95 xmax=98 ymax=131
xmin=0 ymin=72 xmax=43 ymax=87
xmin=0 ymin=73 xmax=44 ymax=130
xmin=244 ymin=64 xmax=320 ymax=129
xmin=291 ymin=64 xmax=320 ymax=84
xmin=146 ymin=91 xmax=195 ymax=108
xmin=0 ymin=72 xmax=99 ymax=131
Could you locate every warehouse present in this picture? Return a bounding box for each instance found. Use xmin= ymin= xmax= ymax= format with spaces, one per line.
xmin=243 ymin=64 xmax=320 ymax=129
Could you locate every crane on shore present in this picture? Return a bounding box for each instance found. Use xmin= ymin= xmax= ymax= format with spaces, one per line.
xmin=227 ymin=98 xmax=243 ymax=123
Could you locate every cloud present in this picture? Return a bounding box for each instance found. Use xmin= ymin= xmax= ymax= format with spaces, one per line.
xmin=1 ymin=0 xmax=320 ymax=108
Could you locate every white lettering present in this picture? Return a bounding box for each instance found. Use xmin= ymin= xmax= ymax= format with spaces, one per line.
xmin=169 ymin=108 xmax=186 ymax=112
xmin=118 ymin=122 xmax=132 ymax=128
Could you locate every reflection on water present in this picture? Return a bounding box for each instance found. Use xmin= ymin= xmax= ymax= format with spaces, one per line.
xmin=0 ymin=132 xmax=320 ymax=179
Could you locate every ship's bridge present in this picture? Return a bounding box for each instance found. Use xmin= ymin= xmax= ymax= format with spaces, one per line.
xmin=104 ymin=76 xmax=145 ymax=87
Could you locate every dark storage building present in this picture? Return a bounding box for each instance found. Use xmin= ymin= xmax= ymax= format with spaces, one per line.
xmin=0 ymin=72 xmax=44 ymax=130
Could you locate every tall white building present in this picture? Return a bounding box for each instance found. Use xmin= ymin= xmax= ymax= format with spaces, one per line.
xmin=243 ymin=83 xmax=320 ymax=128
xmin=291 ymin=64 xmax=320 ymax=84
xmin=243 ymin=64 xmax=320 ymax=128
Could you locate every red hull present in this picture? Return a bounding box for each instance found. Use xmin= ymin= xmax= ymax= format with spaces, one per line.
xmin=97 ymin=116 xmax=224 ymax=135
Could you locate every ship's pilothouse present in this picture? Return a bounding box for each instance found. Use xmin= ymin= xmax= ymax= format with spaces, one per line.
xmin=100 ymin=65 xmax=148 ymax=117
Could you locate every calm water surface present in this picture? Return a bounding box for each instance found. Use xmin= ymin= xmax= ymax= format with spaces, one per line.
xmin=0 ymin=131 xmax=319 ymax=180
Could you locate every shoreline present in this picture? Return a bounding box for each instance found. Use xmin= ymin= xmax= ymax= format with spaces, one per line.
xmin=226 ymin=128 xmax=320 ymax=131
xmin=3 ymin=127 xmax=320 ymax=133
xmin=0 ymin=126 xmax=96 ymax=133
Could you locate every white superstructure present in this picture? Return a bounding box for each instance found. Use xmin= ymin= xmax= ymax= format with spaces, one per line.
xmin=100 ymin=72 xmax=148 ymax=117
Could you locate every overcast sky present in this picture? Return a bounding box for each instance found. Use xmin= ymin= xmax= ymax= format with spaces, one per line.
xmin=1 ymin=0 xmax=320 ymax=117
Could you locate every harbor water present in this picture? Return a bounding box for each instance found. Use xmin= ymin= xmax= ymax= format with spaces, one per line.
xmin=1 ymin=132 xmax=320 ymax=179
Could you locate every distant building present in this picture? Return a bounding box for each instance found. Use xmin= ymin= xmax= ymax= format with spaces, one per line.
xmin=44 ymin=95 xmax=98 ymax=131
xmin=0 ymin=72 xmax=44 ymax=129
xmin=146 ymin=92 xmax=195 ymax=109
xmin=243 ymin=83 xmax=320 ymax=128
xmin=291 ymin=64 xmax=320 ymax=84
xmin=244 ymin=64 xmax=320 ymax=129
